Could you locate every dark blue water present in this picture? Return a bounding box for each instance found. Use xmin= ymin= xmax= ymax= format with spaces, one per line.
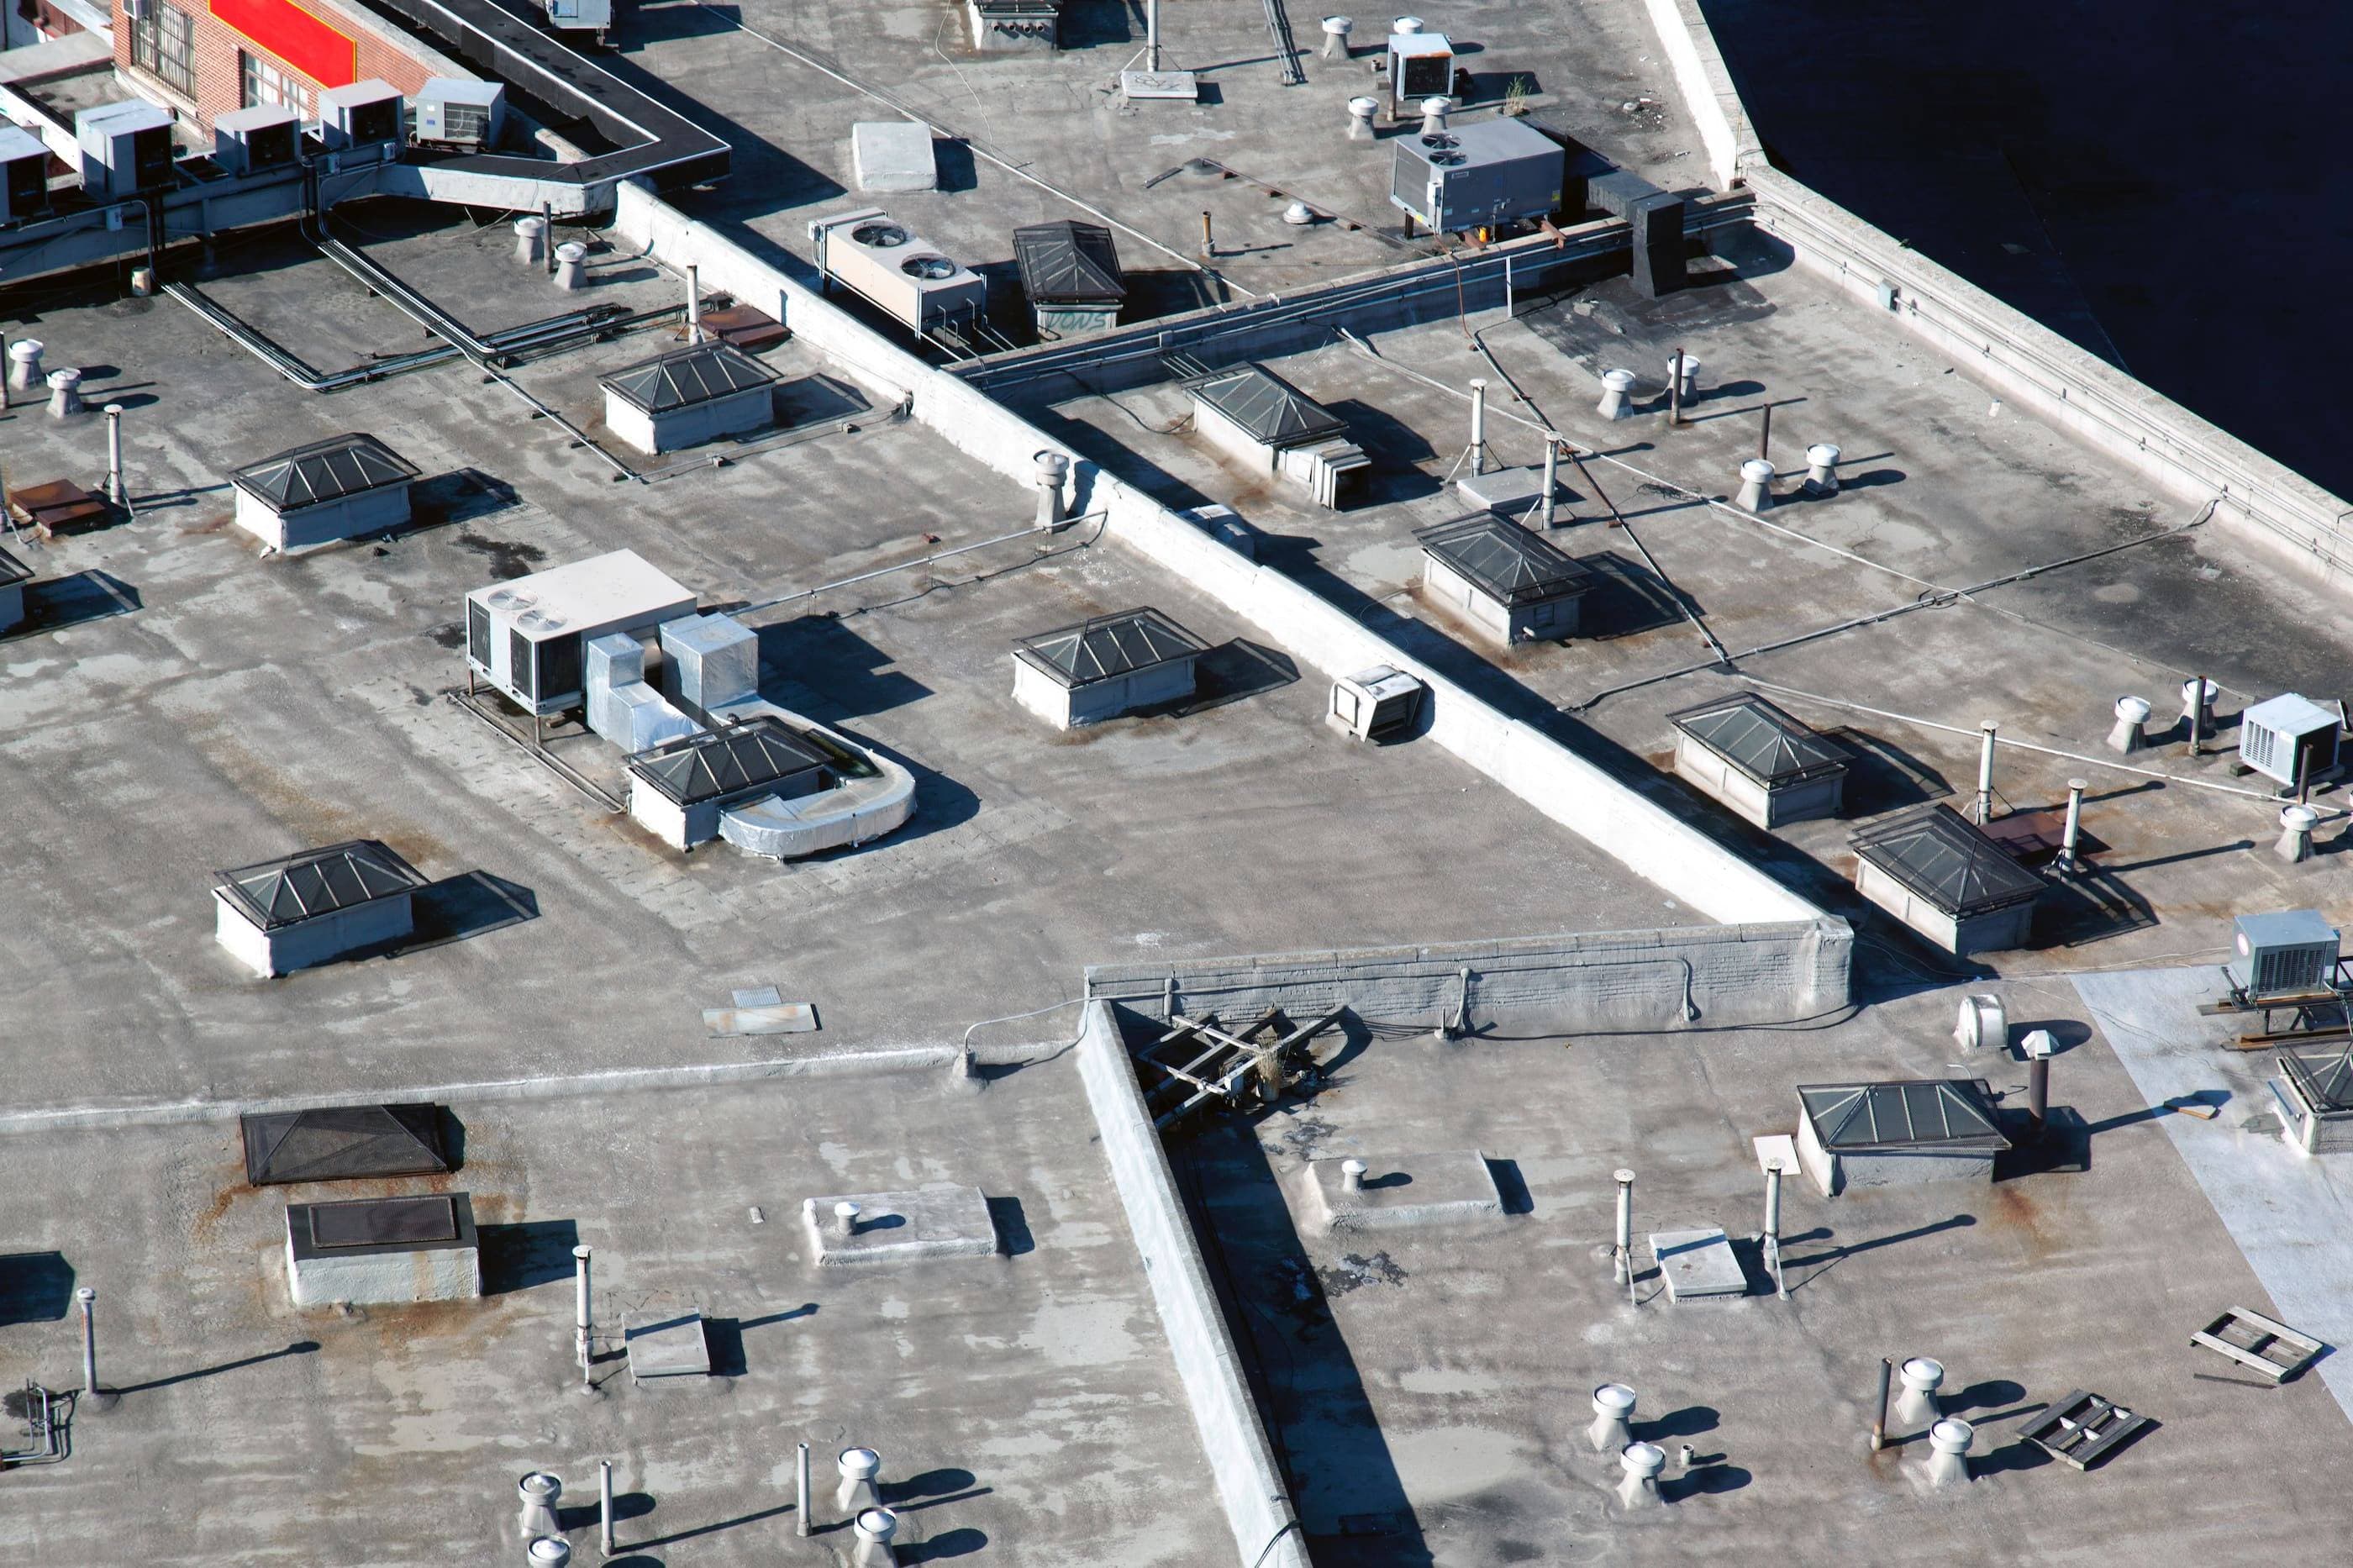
xmin=1701 ymin=1 xmax=2353 ymax=500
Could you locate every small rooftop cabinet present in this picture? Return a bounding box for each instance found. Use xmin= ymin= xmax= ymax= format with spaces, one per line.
xmin=627 ymin=717 xmax=831 ymax=850
xmin=286 ymin=1192 xmax=482 ymax=1307
xmin=0 ymin=542 xmax=30 ymax=634
xmin=213 ymin=840 xmax=427 ymax=978
xmin=2229 ymin=910 xmax=2340 ymax=1002
xmin=1013 ymin=219 xmax=1125 ymax=337
xmin=1414 ymin=513 xmax=1595 ymax=647
xmin=599 ymin=342 xmax=781 ymax=455
xmin=1850 ymin=804 xmax=2044 ymax=957
xmin=1669 ymin=692 xmax=1849 ymax=829
xmin=1185 ymin=364 xmax=1369 ymax=509
xmin=969 ymin=0 xmax=1060 ymax=49
xmin=2272 ymin=1043 xmax=2353 ymax=1155
xmin=466 ymin=550 xmax=698 ymax=718
xmin=228 ymin=433 xmax=418 ymax=551
xmin=1329 ymin=665 xmax=1427 ymax=742
xmin=1390 ymin=119 xmax=1565 ymax=234
xmin=1795 ymin=1079 xmax=2009 ymax=1197
xmin=2239 ymin=693 xmax=2342 ymax=792
xmin=1385 ymin=29 xmax=1453 ymax=119
xmin=1013 ymin=608 xmax=1209 ymax=729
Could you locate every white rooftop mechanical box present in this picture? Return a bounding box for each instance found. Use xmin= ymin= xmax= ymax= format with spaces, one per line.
xmin=211 ymin=105 xmax=300 ymax=177
xmin=75 ymin=101 xmax=174 ymax=199
xmin=807 ymin=208 xmax=987 ymax=336
xmin=2239 ymin=693 xmax=2341 ymax=789
xmin=413 ymin=79 xmax=506 ymax=150
xmin=0 ymin=123 xmax=52 ymax=223
xmin=466 ymin=550 xmax=697 ymax=718
xmin=318 ymin=80 xmax=404 ymax=154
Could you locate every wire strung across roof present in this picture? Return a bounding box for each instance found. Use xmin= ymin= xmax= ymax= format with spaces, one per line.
xmin=600 ymin=341 xmax=781 ymax=414
xmin=230 ymin=433 xmax=418 ymax=510
xmin=215 ymin=839 xmax=427 ymax=929
xmin=1669 ymin=692 xmax=1848 ymax=787
xmin=1413 ymin=513 xmax=1595 ymax=606
xmin=1014 ymin=607 xmax=1210 ymax=688
xmin=629 ymin=717 xmax=830 ymax=805
xmin=1850 ymin=804 xmax=2044 ymax=917
xmin=1798 ymin=1079 xmax=2008 ymax=1150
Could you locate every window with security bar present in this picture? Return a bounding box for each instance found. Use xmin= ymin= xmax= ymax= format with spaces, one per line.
xmin=241 ymin=51 xmax=314 ymax=118
xmin=129 ymin=0 xmax=196 ymax=97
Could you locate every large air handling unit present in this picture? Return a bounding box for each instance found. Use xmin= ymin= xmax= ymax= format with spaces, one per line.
xmin=808 ymin=208 xmax=987 ymax=339
xmin=1389 ymin=119 xmax=1565 ymax=235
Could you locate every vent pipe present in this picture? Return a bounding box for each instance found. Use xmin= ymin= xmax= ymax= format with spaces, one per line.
xmin=1893 ymin=1357 xmax=1944 ymax=1430
xmin=1974 ymin=721 xmax=1998 ymax=823
xmin=544 ymin=202 xmax=556 ymax=276
xmin=2024 ymin=1029 xmax=2053 ymax=1134
xmin=797 ymin=1441 xmax=813 ymax=1536
xmin=2107 ymin=695 xmax=2150 ymax=755
xmin=599 ymin=1460 xmax=615 ymax=1555
xmin=1340 ymin=1158 xmax=1367 ymax=1194
xmin=855 ymin=1507 xmax=900 ymax=1565
xmin=573 ymin=1245 xmax=593 ymax=1388
xmin=554 ymin=242 xmax=587 ymax=291
xmin=1467 ymin=377 xmax=1488 ymax=474
xmin=1321 ymin=15 xmax=1353 ymax=57
xmin=1540 ymin=437 xmax=1560 ymax=527
xmin=75 ymin=1286 xmax=98 ymax=1403
xmin=1616 ymin=1442 xmax=1665 ymax=1508
xmin=2055 ymin=779 xmax=2087 ymax=874
xmin=1034 ymin=450 xmax=1071 ymax=528
xmin=517 ymin=1472 xmax=563 ymax=1540
xmin=1804 ymin=443 xmax=1840 ymax=495
xmin=1612 ymin=1168 xmax=1635 ymax=1295
xmin=1145 ymin=0 xmax=1161 ymax=69
xmin=837 ymin=1446 xmax=882 ymax=1515
xmin=1869 ymin=1357 xmax=1891 ymax=1450
xmin=2182 ymin=676 xmax=2217 ymax=755
xmin=1347 ymin=96 xmax=1378 ymax=139
xmin=2278 ymin=803 xmax=2319 ymax=863
xmin=514 ymin=216 xmax=547 ymax=266
xmin=46 ymin=367 xmax=83 ymax=419
xmin=1588 ymin=1383 xmax=1635 ymax=1450
xmin=1200 ymin=211 xmax=1214 ymax=260
xmin=103 ymin=403 xmax=127 ymax=507
xmin=1734 ymin=457 xmax=1774 ymax=513
xmin=1419 ymin=97 xmax=1450 ymax=134
xmin=1597 ymin=369 xmax=1635 ymax=420
xmin=834 ymin=1201 xmax=864 ymax=1238
xmin=1924 ymin=1418 xmax=1974 ymax=1486
xmin=8 ymin=338 xmax=41 ymax=394
xmin=1392 ymin=15 xmax=1423 ymax=33
xmin=686 ymin=263 xmax=703 ymax=344
xmin=1665 ymin=353 xmax=1699 ymax=407
xmin=528 ymin=1540 xmax=572 ymax=1567
xmin=1282 ymin=200 xmax=1315 ymax=226
xmin=1763 ymin=1161 xmax=1786 ymax=1300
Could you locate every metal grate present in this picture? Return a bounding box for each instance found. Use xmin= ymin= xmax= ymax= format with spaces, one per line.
xmin=308 ymin=1194 xmax=461 ymax=1250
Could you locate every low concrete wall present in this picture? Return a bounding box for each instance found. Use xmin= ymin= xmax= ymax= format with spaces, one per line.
xmin=609 ymin=186 xmax=1833 ymax=934
xmin=1638 ymin=0 xmax=1765 ymax=191
xmin=1072 ymin=1000 xmax=1308 ymax=1568
xmin=1087 ymin=922 xmax=1852 ymax=1033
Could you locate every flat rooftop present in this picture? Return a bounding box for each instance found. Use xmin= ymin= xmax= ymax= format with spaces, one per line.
xmin=1155 ymin=976 xmax=2353 ymax=1561
xmin=0 ymin=1055 xmax=1233 ymax=1564
xmin=0 ymin=206 xmax=1679 ymax=1112
xmin=623 ymin=0 xmax=1708 ymax=308
xmin=1025 ymin=220 xmax=2353 ymax=975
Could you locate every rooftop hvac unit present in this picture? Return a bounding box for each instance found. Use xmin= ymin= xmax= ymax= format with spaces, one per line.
xmin=806 ymin=208 xmax=987 ymax=335
xmin=1329 ymin=666 xmax=1426 ymax=741
xmin=544 ymin=0 xmax=613 ymax=34
xmin=0 ymin=123 xmax=50 ymax=224
xmin=318 ymin=81 xmax=405 ymax=154
xmin=414 ymin=79 xmax=506 ymax=150
xmin=1388 ymin=118 xmax=1565 ymax=234
xmin=1385 ymin=30 xmax=1453 ymax=119
xmin=2229 ymin=910 xmax=2340 ymax=1002
xmin=75 ymin=101 xmax=174 ymax=200
xmin=2239 ymin=693 xmax=2342 ymax=789
xmin=465 ymin=550 xmax=697 ymax=718
xmin=211 ymin=104 xmax=300 ymax=177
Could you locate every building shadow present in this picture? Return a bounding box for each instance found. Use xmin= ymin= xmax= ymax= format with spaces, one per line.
xmin=477 ymin=1219 xmax=582 ymax=1295
xmin=1174 ymin=638 xmax=1299 ymax=713
xmin=406 ymin=466 xmax=519 ymax=533
xmin=774 ymin=373 xmax=871 ymax=432
xmin=985 ymin=1195 xmax=1036 ymax=1256
xmin=112 ymin=1339 xmax=318 ymax=1395
xmin=398 ymin=870 xmax=539 ymax=952
xmin=11 ymin=570 xmax=139 ymax=636
xmin=1783 ymin=1213 xmax=1976 ymax=1281
xmin=1577 ymin=548 xmax=1703 ymax=639
xmin=755 ymin=615 xmax=934 ymax=718
xmin=903 ymin=1529 xmax=991 ymax=1562
xmin=0 ymin=1253 xmax=76 ymax=1325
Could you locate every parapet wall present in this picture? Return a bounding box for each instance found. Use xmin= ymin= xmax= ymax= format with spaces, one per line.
xmin=1071 ymin=1000 xmax=1310 ymax=1568
xmin=609 ymin=184 xmax=1835 ymax=936
xmin=1086 ymin=920 xmax=1854 ymax=1033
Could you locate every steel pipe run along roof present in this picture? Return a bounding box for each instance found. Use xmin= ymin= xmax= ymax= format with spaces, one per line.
xmin=1414 ymin=513 xmax=1596 ymax=607
xmin=1798 ymin=1079 xmax=2009 ymax=1151
xmin=215 ymin=839 xmax=428 ymax=929
xmin=629 ymin=717 xmax=829 ymax=805
xmin=1669 ymin=692 xmax=1848 ymax=787
xmin=1850 ymin=803 xmax=2044 ymax=917
xmin=1185 ymin=363 xmax=1347 ymax=449
xmin=229 ymin=433 xmax=418 ymax=510
xmin=1014 ymin=607 xmax=1210 ymax=689
xmin=1013 ymin=220 xmax=1125 ymax=305
xmin=600 ymin=342 xmax=780 ymax=413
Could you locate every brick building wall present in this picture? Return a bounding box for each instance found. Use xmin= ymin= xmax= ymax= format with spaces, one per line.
xmin=111 ymin=0 xmax=454 ymax=134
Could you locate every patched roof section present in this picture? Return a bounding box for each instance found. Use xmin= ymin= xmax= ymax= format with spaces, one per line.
xmin=215 ymin=839 xmax=427 ymax=929
xmin=230 ymin=434 xmax=418 ymax=510
xmin=1015 ymin=608 xmax=1210 ymax=688
xmin=601 ymin=342 xmax=781 ymax=414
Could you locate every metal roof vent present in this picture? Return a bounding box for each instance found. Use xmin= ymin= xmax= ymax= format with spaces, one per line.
xmin=1589 ymin=1384 xmax=1634 ymax=1450
xmin=528 ymin=1540 xmax=571 ymax=1566
xmin=1616 ymin=1442 xmax=1665 ymax=1508
xmin=1894 ymin=1357 xmax=1944 ymax=1428
xmin=853 ymin=1507 xmax=899 ymax=1565
xmin=518 ymin=1471 xmax=562 ymax=1539
xmin=1924 ymin=1418 xmax=1973 ymax=1486
xmin=1953 ymin=993 xmax=2005 ymax=1052
xmin=2107 ymin=695 xmax=2150 ymax=754
xmin=837 ymin=1446 xmax=882 ymax=1514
